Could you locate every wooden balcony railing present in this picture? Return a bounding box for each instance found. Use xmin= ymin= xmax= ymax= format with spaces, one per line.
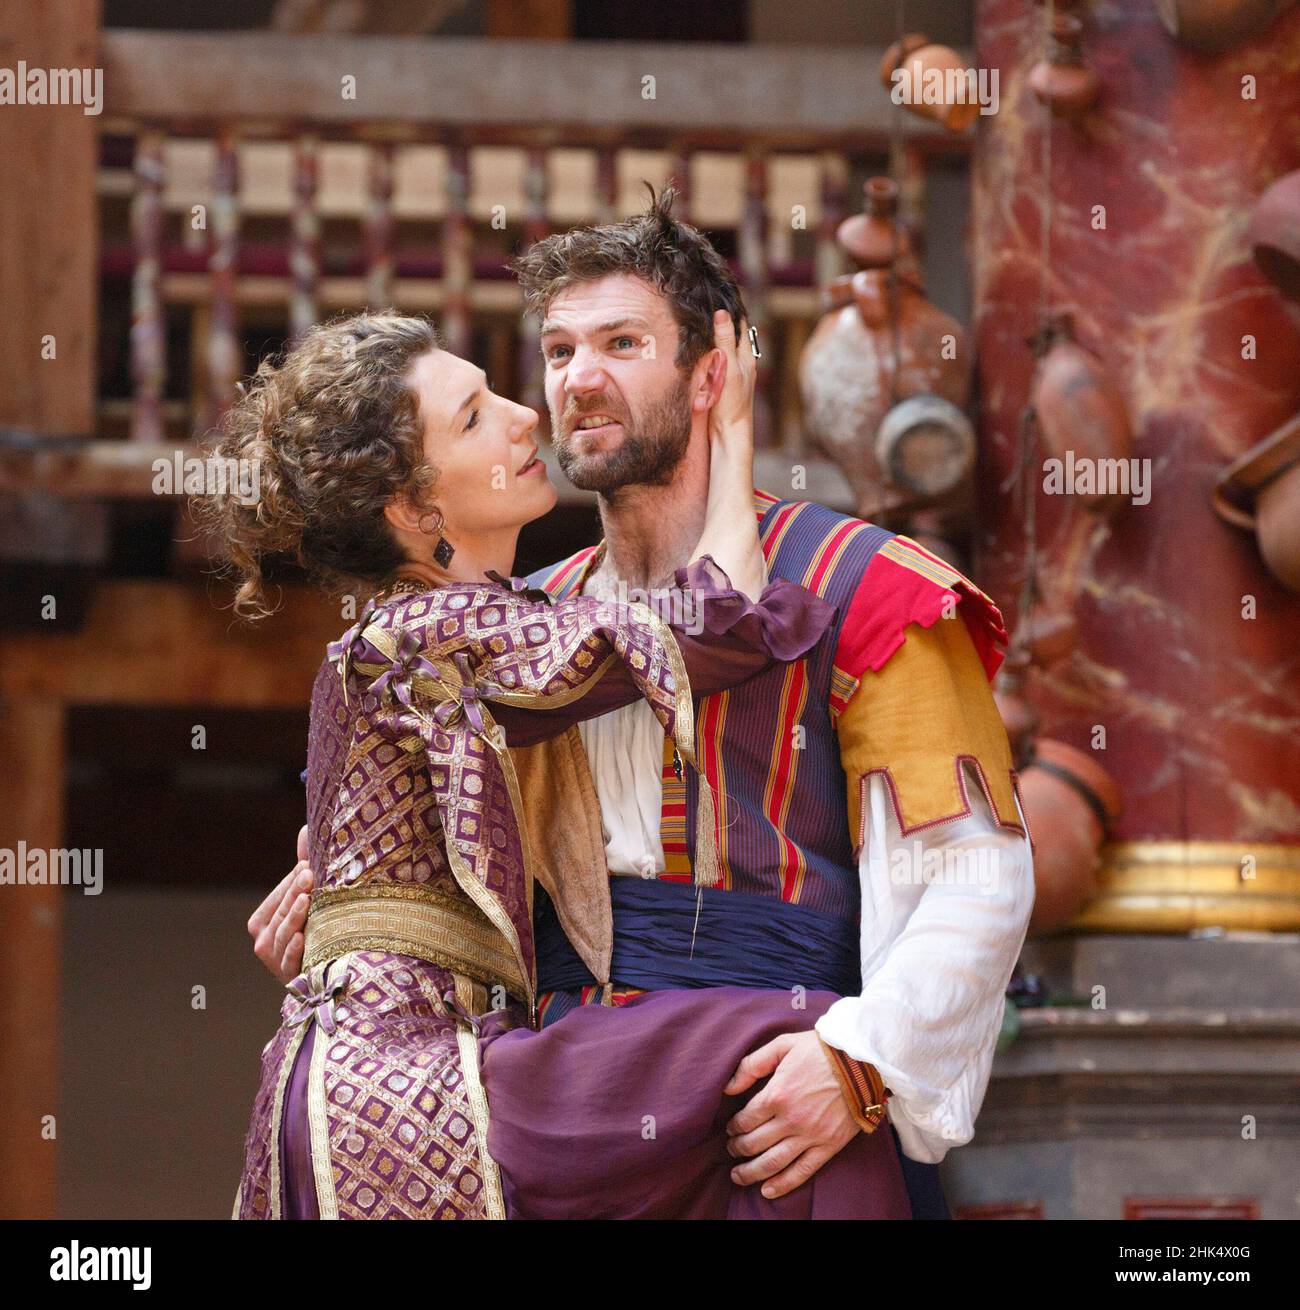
xmin=10 ymin=31 xmax=973 ymax=506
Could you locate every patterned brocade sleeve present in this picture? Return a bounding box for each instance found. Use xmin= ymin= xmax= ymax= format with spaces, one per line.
xmin=484 ymin=555 xmax=836 ymax=747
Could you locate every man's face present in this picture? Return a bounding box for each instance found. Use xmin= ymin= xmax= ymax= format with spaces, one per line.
xmin=539 ymin=273 xmax=696 ymax=494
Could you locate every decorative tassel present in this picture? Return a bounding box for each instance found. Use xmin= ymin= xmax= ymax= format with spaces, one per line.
xmin=693 ymin=768 xmax=723 ymax=889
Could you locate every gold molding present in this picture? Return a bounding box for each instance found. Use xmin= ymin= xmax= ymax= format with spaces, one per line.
xmin=1068 ymin=841 xmax=1300 ymax=934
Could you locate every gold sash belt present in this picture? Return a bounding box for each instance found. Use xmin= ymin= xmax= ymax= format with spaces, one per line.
xmin=303 ymin=882 xmax=526 ymax=997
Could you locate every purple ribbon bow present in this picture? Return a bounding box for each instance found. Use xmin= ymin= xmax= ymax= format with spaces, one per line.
xmin=439 ymin=983 xmax=486 ymax=1035
xmin=485 ymin=569 xmax=553 ymax=605
xmin=284 ymin=961 xmax=353 ymax=1036
xmin=369 ymin=628 xmax=443 ymax=710
xmin=430 ymin=650 xmax=488 ymax=738
xmin=327 ymin=597 xmax=380 ymax=703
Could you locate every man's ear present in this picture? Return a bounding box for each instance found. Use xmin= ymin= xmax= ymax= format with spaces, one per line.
xmin=692 ymin=346 xmax=727 ymax=414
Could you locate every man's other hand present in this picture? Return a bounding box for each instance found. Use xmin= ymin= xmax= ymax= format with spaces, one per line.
xmin=723 ymin=1030 xmax=860 ymax=1199
xmin=248 ymin=824 xmax=311 ymax=983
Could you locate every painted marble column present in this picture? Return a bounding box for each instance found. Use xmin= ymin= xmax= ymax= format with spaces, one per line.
xmin=972 ymin=1 xmax=1300 ymax=930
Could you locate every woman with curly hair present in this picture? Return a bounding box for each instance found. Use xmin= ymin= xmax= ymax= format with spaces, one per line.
xmin=203 ymin=307 xmax=833 ymax=1219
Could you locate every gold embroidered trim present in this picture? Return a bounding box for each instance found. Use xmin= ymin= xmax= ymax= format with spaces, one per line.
xmin=433 ymin=705 xmax=536 ymax=1021
xmin=304 ymin=884 xmax=527 ymax=1000
xmin=450 ymin=972 xmax=507 ymax=1220
xmin=268 ymin=1021 xmax=308 ymax=1223
xmin=343 ymin=634 xmax=538 ymax=1014
xmin=307 ymin=988 xmax=338 ymax=1220
xmin=488 ymin=710 xmax=538 ymax=1004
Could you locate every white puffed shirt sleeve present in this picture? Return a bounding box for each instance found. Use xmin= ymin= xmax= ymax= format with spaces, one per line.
xmin=814 ymin=763 xmax=1034 ymax=1164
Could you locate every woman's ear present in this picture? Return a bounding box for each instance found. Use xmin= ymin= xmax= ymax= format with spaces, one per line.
xmin=383 ymin=494 xmax=425 ymax=538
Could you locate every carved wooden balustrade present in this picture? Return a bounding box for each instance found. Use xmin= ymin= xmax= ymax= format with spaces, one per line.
xmin=59 ymin=30 xmax=971 ymax=505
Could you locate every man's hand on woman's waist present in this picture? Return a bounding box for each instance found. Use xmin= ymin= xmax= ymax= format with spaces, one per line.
xmin=249 ymin=824 xmax=310 ymax=984
xmin=722 ymin=1029 xmax=862 ymax=1199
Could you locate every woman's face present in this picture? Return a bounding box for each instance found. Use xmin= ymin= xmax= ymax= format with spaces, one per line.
xmin=403 ymin=348 xmax=555 ymax=545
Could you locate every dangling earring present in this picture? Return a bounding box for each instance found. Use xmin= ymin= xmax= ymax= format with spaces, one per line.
xmin=420 ymin=507 xmax=455 ymax=568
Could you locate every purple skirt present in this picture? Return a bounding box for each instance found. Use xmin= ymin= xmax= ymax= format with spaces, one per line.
xmin=477 ymin=986 xmax=912 ymax=1220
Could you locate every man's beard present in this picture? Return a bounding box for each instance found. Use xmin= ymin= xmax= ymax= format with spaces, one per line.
xmin=552 ymin=375 xmax=691 ymax=495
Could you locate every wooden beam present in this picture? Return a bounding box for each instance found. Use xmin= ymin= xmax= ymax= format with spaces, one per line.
xmin=485 ymin=0 xmax=571 ymax=41
xmin=272 ymin=0 xmax=471 ymax=35
xmin=0 ymin=700 xmax=64 ymax=1219
xmin=0 ymin=581 xmax=343 ymax=709
xmin=99 ymin=31 xmax=971 ymax=147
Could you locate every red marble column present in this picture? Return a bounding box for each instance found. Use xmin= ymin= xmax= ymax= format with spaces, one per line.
xmin=973 ymin=2 xmax=1300 ymax=928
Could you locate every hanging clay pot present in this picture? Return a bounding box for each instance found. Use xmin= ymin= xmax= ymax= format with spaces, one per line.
xmin=824 ymin=177 xmax=920 ymax=317
xmin=906 ymin=508 xmax=968 ymax=570
xmin=1027 ymin=15 xmax=1100 ymax=121
xmin=837 ymin=177 xmax=914 ymax=272
xmin=1257 ymin=466 xmax=1300 ymax=590
xmin=1018 ymin=609 xmax=1080 ymax=669
xmin=875 ymin=394 xmax=976 ymax=502
xmin=995 ymin=688 xmax=1039 ymax=766
xmin=879 ymin=34 xmax=982 ymax=133
xmin=800 ymin=266 xmax=972 ymax=520
xmin=1018 ymin=738 xmax=1123 ymax=934
xmin=1030 ymin=310 xmax=1134 ymax=513
xmin=1213 ymin=411 xmax=1300 ymax=592
xmin=1249 ymin=169 xmax=1300 ymax=303
xmin=1155 ymin=0 xmax=1296 ymax=53
xmin=994 ymin=655 xmax=1039 ymax=768
xmin=904 ymin=508 xmax=974 ymax=579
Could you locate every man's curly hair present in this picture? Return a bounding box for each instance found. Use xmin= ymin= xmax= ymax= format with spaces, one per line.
xmin=193 ymin=311 xmax=441 ymax=619
xmin=510 ymin=183 xmax=748 ymax=368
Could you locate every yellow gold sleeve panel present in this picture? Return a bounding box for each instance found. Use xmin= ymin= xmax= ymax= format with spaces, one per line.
xmin=836 ymin=616 xmax=1023 ymax=850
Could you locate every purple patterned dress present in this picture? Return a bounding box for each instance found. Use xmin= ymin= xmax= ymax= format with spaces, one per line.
xmin=234 ymin=558 xmax=833 ymax=1219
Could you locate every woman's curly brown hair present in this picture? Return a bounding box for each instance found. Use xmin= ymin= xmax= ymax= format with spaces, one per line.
xmin=194 ymin=311 xmax=441 ymax=619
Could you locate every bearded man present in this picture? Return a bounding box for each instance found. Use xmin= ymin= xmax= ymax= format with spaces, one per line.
xmin=249 ymin=188 xmax=1034 ymax=1219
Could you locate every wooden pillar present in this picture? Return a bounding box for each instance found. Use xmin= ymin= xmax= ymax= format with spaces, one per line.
xmin=289 ymin=135 xmax=321 ymax=343
xmin=0 ymin=0 xmax=99 ymax=438
xmin=595 ymin=144 xmax=618 ymax=223
xmin=815 ymin=151 xmax=849 ymax=292
xmin=0 ymin=0 xmax=101 ymax=1219
xmin=668 ymin=143 xmax=692 ymax=222
xmin=0 ymin=702 xmax=65 ymax=1219
xmin=738 ymin=149 xmax=774 ymax=447
xmin=516 ymin=145 xmax=550 ymax=413
xmin=441 ymin=142 xmax=472 ymax=359
xmin=206 ymin=128 xmax=241 ymax=432
xmin=364 ymin=141 xmax=395 ymax=310
xmin=130 ymin=131 xmax=166 ymax=442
